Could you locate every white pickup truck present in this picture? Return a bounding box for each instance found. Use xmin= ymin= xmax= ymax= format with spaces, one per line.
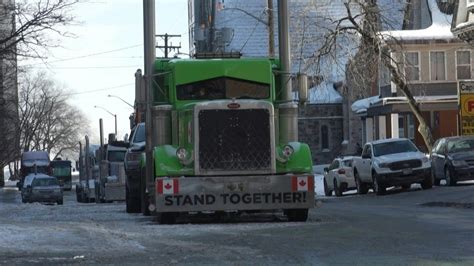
xmin=352 ymin=138 xmax=432 ymax=195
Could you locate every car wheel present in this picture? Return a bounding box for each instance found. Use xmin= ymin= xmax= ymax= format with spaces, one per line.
xmin=401 ymin=184 xmax=411 ymax=190
xmin=421 ymin=173 xmax=433 ymax=190
xmin=445 ymin=167 xmax=456 ymax=186
xmin=372 ymin=172 xmax=386 ymax=195
xmin=355 ymin=172 xmax=368 ymax=195
xmin=323 ymin=178 xmax=332 ymax=197
xmin=333 ymin=179 xmax=342 ymax=197
xmin=286 ymin=209 xmax=308 ymax=222
xmin=432 ymin=168 xmax=441 ymax=186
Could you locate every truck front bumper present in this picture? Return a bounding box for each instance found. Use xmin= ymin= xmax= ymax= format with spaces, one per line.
xmin=378 ymin=167 xmax=431 ymax=186
xmin=154 ymin=174 xmax=315 ymax=213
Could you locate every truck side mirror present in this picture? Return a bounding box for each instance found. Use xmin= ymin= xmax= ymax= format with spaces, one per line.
xmin=297 ymin=73 xmax=308 ymax=103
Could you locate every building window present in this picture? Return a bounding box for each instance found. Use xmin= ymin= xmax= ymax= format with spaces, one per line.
xmin=407 ymin=114 xmax=415 ymax=140
xmin=430 ymin=51 xmax=446 ymax=81
xmin=456 ymin=50 xmax=471 ymax=80
xmin=404 ymin=52 xmax=420 ymax=81
xmin=321 ymin=125 xmax=329 ymax=150
xmin=398 ymin=115 xmax=405 ymax=138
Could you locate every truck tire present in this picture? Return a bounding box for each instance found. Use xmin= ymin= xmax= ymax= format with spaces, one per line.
xmin=286 ymin=209 xmax=308 ymax=222
xmin=140 ymin=168 xmax=151 ymax=216
xmin=372 ymin=172 xmax=386 ymax=195
xmin=157 ymin=212 xmax=176 ymax=224
xmin=445 ymin=167 xmax=456 ymax=186
xmin=126 ymin=183 xmax=141 ymax=213
xmin=355 ymin=172 xmax=368 ymax=195
xmin=76 ymin=187 xmax=82 ymax=203
xmin=57 ymin=199 xmax=63 ymax=205
xmin=333 ymin=179 xmax=343 ymax=197
xmin=323 ymin=178 xmax=332 ymax=197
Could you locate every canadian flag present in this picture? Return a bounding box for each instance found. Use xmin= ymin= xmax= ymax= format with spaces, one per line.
xmin=156 ymin=179 xmax=179 ymax=195
xmin=292 ymin=176 xmax=314 ymax=192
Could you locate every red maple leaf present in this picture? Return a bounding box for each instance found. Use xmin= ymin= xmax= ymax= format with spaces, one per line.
xmin=164 ymin=183 xmax=172 ymax=190
xmin=299 ymin=180 xmax=307 ymax=187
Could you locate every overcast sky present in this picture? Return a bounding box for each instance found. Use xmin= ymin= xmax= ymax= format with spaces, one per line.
xmin=21 ymin=0 xmax=189 ymax=143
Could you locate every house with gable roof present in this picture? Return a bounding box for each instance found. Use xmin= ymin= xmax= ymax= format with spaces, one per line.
xmin=352 ymin=0 xmax=470 ymax=151
xmin=188 ymin=0 xmax=371 ymax=163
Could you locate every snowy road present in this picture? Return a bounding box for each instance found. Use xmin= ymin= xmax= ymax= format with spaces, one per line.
xmin=1 ymin=180 xmax=473 ymax=265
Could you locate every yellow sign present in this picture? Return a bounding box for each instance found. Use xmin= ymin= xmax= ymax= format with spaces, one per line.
xmin=459 ymin=81 xmax=474 ymax=136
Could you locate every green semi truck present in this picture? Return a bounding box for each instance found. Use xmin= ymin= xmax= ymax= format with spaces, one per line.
xmin=128 ymin=0 xmax=314 ymax=224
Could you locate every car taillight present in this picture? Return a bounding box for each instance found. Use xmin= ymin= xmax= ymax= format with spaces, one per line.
xmin=338 ymin=169 xmax=346 ymax=174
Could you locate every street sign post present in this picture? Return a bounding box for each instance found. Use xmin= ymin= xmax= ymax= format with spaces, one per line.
xmin=458 ymin=80 xmax=474 ymax=136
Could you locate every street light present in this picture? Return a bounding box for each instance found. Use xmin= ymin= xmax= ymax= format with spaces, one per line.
xmin=107 ymin=94 xmax=134 ymax=109
xmin=94 ymin=105 xmax=117 ymax=136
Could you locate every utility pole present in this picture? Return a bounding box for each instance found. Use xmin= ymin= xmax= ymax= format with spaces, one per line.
xmin=156 ymin=34 xmax=181 ymax=58
xmin=267 ymin=0 xmax=275 ymax=57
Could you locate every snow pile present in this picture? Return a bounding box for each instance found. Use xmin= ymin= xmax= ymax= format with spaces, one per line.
xmin=308 ymin=82 xmax=343 ymax=104
xmin=351 ymin=96 xmax=380 ymax=114
xmin=381 ymin=0 xmax=454 ymax=41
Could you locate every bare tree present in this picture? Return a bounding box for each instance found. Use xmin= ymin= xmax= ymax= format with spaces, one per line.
xmin=308 ymin=0 xmax=436 ymax=150
xmin=0 ymin=0 xmax=81 ymax=186
xmin=18 ymin=71 xmax=89 ymax=159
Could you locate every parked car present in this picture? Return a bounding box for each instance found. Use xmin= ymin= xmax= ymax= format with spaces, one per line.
xmin=323 ymin=156 xmax=355 ymax=197
xmin=21 ymin=174 xmax=63 ymax=205
xmin=352 ymin=138 xmax=431 ymax=195
xmin=430 ymin=136 xmax=474 ymax=186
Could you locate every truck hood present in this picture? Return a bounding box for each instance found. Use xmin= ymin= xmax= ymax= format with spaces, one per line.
xmin=375 ymin=152 xmax=425 ymax=163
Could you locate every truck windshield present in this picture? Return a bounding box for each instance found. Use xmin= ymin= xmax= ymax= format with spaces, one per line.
xmin=177 ymin=77 xmax=270 ymax=100
xmin=108 ymin=151 xmax=126 ymax=162
xmin=134 ymin=124 xmax=145 ymax=143
xmin=373 ymin=140 xmax=419 ymax=157
xmin=32 ymin=178 xmax=59 ymax=187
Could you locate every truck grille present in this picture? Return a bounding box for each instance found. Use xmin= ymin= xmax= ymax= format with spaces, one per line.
xmin=389 ymin=159 xmax=422 ymax=171
xmin=198 ymin=109 xmax=271 ymax=173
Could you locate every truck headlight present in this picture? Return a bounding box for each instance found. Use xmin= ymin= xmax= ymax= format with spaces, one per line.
xmin=283 ymin=145 xmax=294 ymax=158
xmin=176 ymin=147 xmax=188 ymax=161
xmin=377 ymin=162 xmax=389 ymax=168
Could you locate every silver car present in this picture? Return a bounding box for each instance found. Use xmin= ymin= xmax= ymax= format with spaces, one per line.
xmin=21 ymin=174 xmax=63 ymax=205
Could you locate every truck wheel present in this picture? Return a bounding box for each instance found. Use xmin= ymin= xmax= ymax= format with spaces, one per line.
xmin=286 ymin=209 xmax=308 ymax=222
xmin=157 ymin=212 xmax=176 ymax=224
xmin=355 ymin=172 xmax=368 ymax=195
xmin=76 ymin=188 xmax=82 ymax=203
xmin=22 ymin=198 xmax=27 ymax=203
xmin=95 ymin=185 xmax=101 ymax=204
xmin=57 ymin=200 xmax=63 ymax=205
xmin=140 ymin=168 xmax=151 ymax=216
xmin=372 ymin=173 xmax=386 ymax=195
xmin=333 ymin=179 xmax=342 ymax=197
xmin=445 ymin=167 xmax=456 ymax=186
xmin=323 ymin=179 xmax=332 ymax=196
xmin=421 ymin=174 xmax=433 ymax=190
xmin=126 ymin=183 xmax=141 ymax=213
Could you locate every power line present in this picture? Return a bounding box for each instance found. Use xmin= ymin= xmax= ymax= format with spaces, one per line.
xmin=32 ymin=65 xmax=142 ymax=70
xmin=68 ymin=83 xmax=134 ymax=96
xmin=21 ymin=44 xmax=143 ymax=67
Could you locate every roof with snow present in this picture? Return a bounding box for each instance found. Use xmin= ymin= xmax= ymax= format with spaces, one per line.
xmin=307 ymin=82 xmax=343 ymax=104
xmin=381 ymin=0 xmax=455 ymax=42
